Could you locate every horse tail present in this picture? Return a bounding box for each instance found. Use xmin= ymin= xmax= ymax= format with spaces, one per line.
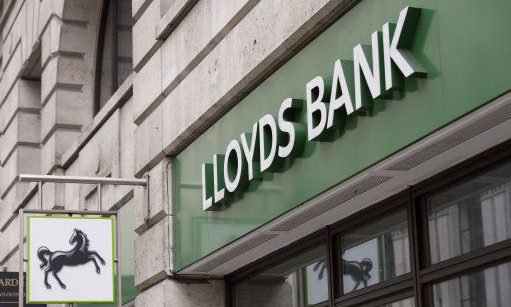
xmin=38 ymin=246 xmax=51 ymax=269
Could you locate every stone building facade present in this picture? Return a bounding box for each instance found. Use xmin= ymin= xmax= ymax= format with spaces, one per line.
xmin=0 ymin=0 xmax=347 ymax=305
xmin=1 ymin=0 xmax=511 ymax=306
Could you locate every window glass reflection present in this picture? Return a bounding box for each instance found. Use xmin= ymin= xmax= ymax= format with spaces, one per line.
xmin=433 ymin=262 xmax=511 ymax=307
xmin=340 ymin=209 xmax=410 ymax=294
xmin=235 ymin=245 xmax=328 ymax=307
xmin=428 ymin=162 xmax=511 ymax=264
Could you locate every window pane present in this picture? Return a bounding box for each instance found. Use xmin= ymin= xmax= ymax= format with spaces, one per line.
xmin=119 ymin=199 xmax=138 ymax=303
xmin=96 ymin=0 xmax=133 ymax=112
xmin=377 ymin=297 xmax=415 ymax=307
xmin=116 ymin=0 xmax=132 ymax=87
xmin=97 ymin=0 xmax=114 ymax=110
xmin=340 ymin=209 xmax=410 ymax=294
xmin=235 ymin=244 xmax=328 ymax=307
xmin=433 ymin=261 xmax=511 ymax=307
xmin=427 ymin=162 xmax=511 ymax=264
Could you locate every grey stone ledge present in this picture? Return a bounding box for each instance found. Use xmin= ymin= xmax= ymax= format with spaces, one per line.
xmin=132 ymin=0 xmax=153 ymax=23
xmin=155 ymin=0 xmax=198 ymax=41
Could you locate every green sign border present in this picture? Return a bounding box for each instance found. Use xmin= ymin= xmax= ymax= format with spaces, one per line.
xmin=26 ymin=216 xmax=116 ymax=304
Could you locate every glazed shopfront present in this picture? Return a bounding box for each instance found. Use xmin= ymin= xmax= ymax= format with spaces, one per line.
xmin=171 ymin=0 xmax=511 ymax=306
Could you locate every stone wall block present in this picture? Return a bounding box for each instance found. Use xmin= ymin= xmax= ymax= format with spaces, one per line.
xmin=61 ymin=0 xmax=100 ymax=23
xmin=134 ymin=157 xmax=170 ymax=233
xmin=0 ymin=113 xmax=40 ymax=163
xmin=0 ymin=146 xmax=40 ymax=199
xmin=41 ymin=56 xmax=58 ymax=104
xmin=40 ymin=88 xmax=91 ymax=142
xmin=41 ymin=129 xmax=82 ymax=175
xmin=134 ymin=103 xmax=164 ymax=177
xmin=0 ymin=215 xmax=19 ymax=264
xmin=132 ymin=0 xmax=160 ymax=71
xmin=41 ymin=168 xmax=66 ymax=209
xmin=133 ymin=48 xmax=162 ymax=126
xmin=134 ymin=279 xmax=225 ymax=307
xmin=63 ymin=158 xmax=81 ymax=208
xmin=40 ymin=17 xmax=62 ymax=66
xmin=0 ymin=43 xmax=22 ymax=105
xmin=132 ymin=0 xmax=153 ymax=21
xmin=134 ymin=215 xmax=172 ymax=289
xmin=18 ymin=80 xmax=42 ymax=108
xmin=59 ymin=21 xmax=98 ymax=55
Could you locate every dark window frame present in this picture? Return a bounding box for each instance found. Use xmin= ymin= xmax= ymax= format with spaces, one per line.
xmin=93 ymin=0 xmax=124 ymax=115
xmin=227 ymin=139 xmax=511 ymax=307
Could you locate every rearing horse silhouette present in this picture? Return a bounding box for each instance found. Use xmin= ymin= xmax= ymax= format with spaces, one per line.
xmin=37 ymin=228 xmax=106 ymax=289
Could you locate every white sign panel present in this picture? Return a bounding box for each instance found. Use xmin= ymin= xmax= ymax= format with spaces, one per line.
xmin=27 ymin=217 xmax=115 ymax=304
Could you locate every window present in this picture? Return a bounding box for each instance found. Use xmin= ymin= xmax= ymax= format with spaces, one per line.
xmin=95 ymin=0 xmax=133 ymax=114
xmin=427 ymin=160 xmax=511 ymax=263
xmin=340 ymin=209 xmax=410 ymax=294
xmin=228 ymin=141 xmax=511 ymax=307
xmin=432 ymin=261 xmax=511 ymax=307
xmin=234 ymin=244 xmax=329 ymax=307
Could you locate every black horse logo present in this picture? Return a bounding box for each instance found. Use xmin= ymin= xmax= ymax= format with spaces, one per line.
xmin=37 ymin=228 xmax=106 ymax=289
xmin=311 ymin=257 xmax=373 ymax=292
xmin=343 ymin=258 xmax=373 ymax=291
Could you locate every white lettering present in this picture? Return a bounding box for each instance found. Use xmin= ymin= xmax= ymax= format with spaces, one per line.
xmin=353 ymin=31 xmax=383 ymax=110
xmin=240 ymin=123 xmax=260 ymax=181
xmin=201 ymin=163 xmax=214 ymax=211
xmin=224 ymin=140 xmax=245 ymax=193
xmin=383 ymin=6 xmax=427 ymax=91
xmin=259 ymin=114 xmax=278 ymax=172
xmin=306 ymin=76 xmax=329 ymax=140
xmin=327 ymin=59 xmax=355 ymax=129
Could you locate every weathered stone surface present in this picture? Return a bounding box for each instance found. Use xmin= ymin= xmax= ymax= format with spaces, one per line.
xmin=134 ymin=103 xmax=164 ymax=176
xmin=0 ymin=146 xmax=40 ymax=199
xmin=134 ymin=216 xmax=172 ymax=289
xmin=41 ymin=129 xmax=82 ymax=174
xmin=162 ymin=0 xmax=335 ymax=155
xmin=135 ymin=0 xmax=253 ymax=123
xmin=134 ymin=157 xmax=170 ymax=233
xmin=0 ymin=112 xmax=40 ymax=164
xmin=132 ymin=0 xmax=160 ymax=71
xmin=133 ymin=48 xmax=162 ymax=126
xmin=134 ymin=278 xmax=225 ymax=307
xmin=132 ymin=0 xmax=153 ymax=21
xmin=0 ymin=43 xmax=22 ymax=104
xmin=63 ymin=157 xmax=81 ymax=208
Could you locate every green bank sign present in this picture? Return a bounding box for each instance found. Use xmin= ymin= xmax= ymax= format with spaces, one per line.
xmin=201 ymin=7 xmax=426 ymax=211
xmin=174 ymin=0 xmax=511 ymax=271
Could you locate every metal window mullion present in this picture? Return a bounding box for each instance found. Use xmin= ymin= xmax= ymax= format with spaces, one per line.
xmin=409 ymin=187 xmax=424 ymax=307
xmin=326 ymin=225 xmax=336 ymax=306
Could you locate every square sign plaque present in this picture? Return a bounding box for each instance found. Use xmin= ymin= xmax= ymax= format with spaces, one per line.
xmin=27 ymin=216 xmax=115 ymax=304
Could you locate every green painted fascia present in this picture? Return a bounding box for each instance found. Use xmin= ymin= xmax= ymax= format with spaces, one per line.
xmin=172 ymin=0 xmax=511 ymax=271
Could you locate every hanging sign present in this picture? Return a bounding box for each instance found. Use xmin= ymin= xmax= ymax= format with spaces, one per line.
xmin=26 ymin=217 xmax=115 ymax=304
xmin=200 ymin=6 xmax=427 ymax=211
